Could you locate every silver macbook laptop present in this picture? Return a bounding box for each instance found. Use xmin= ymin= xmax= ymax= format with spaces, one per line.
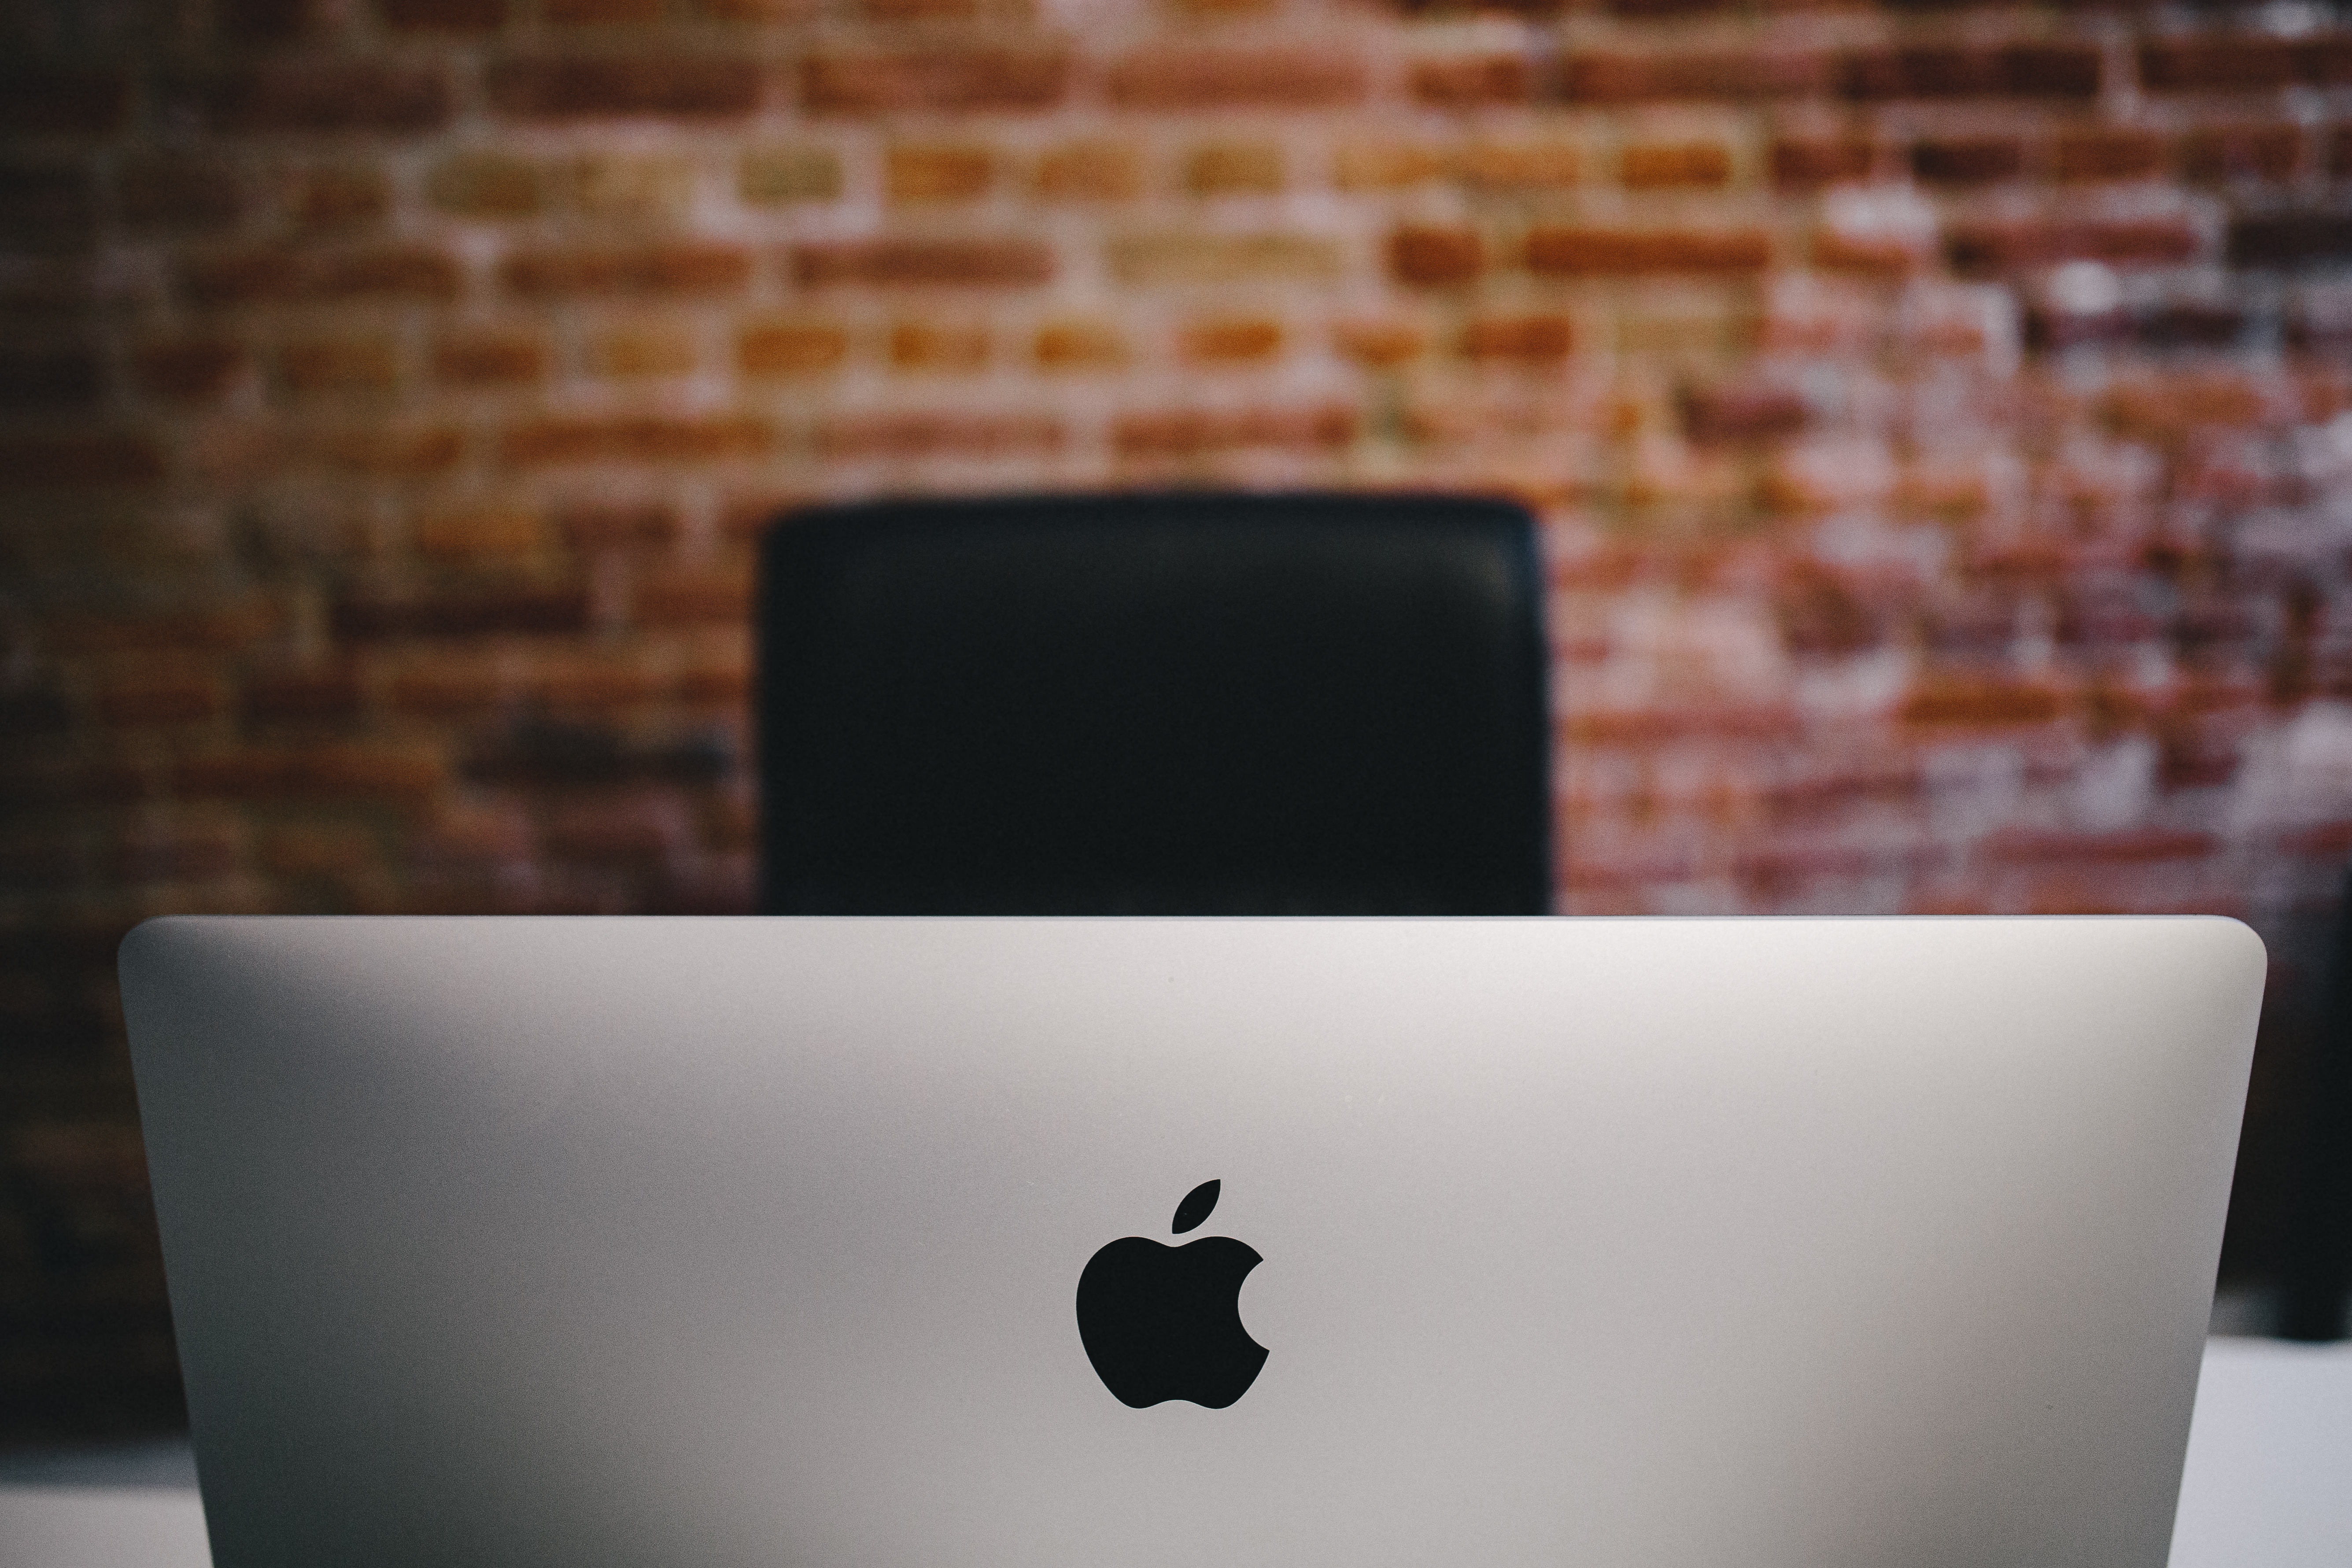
xmin=121 ymin=915 xmax=2263 ymax=1568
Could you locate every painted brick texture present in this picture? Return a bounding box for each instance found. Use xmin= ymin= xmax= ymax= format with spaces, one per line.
xmin=9 ymin=0 xmax=2352 ymax=1430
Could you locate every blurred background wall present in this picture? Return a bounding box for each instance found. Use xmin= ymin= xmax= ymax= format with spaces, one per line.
xmin=6 ymin=0 xmax=2352 ymax=1441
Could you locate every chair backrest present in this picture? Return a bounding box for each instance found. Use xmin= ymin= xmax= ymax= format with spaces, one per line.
xmin=757 ymin=492 xmax=1551 ymax=915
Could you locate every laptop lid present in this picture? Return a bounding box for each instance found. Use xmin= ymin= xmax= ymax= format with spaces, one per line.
xmin=121 ymin=915 xmax=2262 ymax=1568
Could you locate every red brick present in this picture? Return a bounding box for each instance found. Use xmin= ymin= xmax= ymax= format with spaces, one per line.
xmin=1947 ymin=217 xmax=2202 ymax=273
xmin=214 ymin=0 xmax=326 ymax=41
xmin=791 ymin=239 xmax=1053 ymax=288
xmin=1841 ymin=45 xmax=2102 ymax=101
xmin=95 ymin=670 xmax=227 ymax=726
xmin=1771 ymin=136 xmax=1879 ymax=188
xmin=1682 ymin=381 xmax=1808 ymax=442
xmin=258 ymin=823 xmax=383 ymax=879
xmin=335 ymin=585 xmax=592 ymax=638
xmin=739 ymin=320 xmax=849 ymax=376
xmin=412 ymin=505 xmax=543 ymax=561
xmin=1113 ymin=404 xmax=1355 ymax=458
xmin=1387 ymin=225 xmax=1482 ymax=287
xmin=2180 ymin=123 xmax=2305 ymax=183
xmin=1459 ymin=315 xmax=1574 ymax=363
xmin=309 ymin=424 xmax=464 ymax=476
xmin=178 ymin=246 xmax=460 ymax=306
xmin=176 ymin=744 xmax=445 ymax=804
xmin=2229 ymin=211 xmax=2352 ymax=269
xmin=244 ymin=667 xmax=363 ymax=722
xmin=501 ymin=244 xmax=751 ymax=297
xmin=0 ymin=163 xmax=97 ymax=252
xmin=1981 ymin=827 xmax=2216 ymax=866
xmin=277 ymin=335 xmax=399 ymax=395
xmin=1911 ymin=137 xmax=2024 ymax=185
xmin=2141 ymin=37 xmax=2300 ymax=94
xmin=113 ymin=820 xmax=243 ymax=882
xmin=799 ymin=51 xmax=1069 ymax=114
xmin=428 ymin=329 xmax=541 ymax=386
xmin=1412 ymin=55 xmax=1532 ymax=107
xmin=500 ymin=415 xmax=773 ymax=465
xmin=546 ymin=0 xmax=665 ymax=21
xmin=0 ymin=346 xmax=103 ymax=410
xmin=195 ymin=63 xmax=452 ymax=134
xmin=1562 ymin=50 xmax=1831 ymax=103
xmin=0 ymin=70 xmax=133 ymax=136
xmin=2054 ymin=129 xmax=2166 ymax=183
xmin=380 ymin=0 xmax=509 ymax=29
xmin=47 ymin=604 xmax=273 ymax=653
xmin=545 ymin=793 xmax=694 ymax=862
xmin=286 ymin=165 xmax=389 ymax=231
xmin=814 ymin=412 xmax=1063 ymax=461
xmin=114 ymin=155 xmax=242 ymax=232
xmin=0 ymin=433 xmax=166 ymax=488
xmin=1525 ymin=226 xmax=1772 ymax=275
xmin=627 ymin=568 xmax=754 ymax=627
xmin=554 ymin=501 xmax=679 ymax=550
xmin=487 ymin=56 xmax=761 ymax=119
xmin=1106 ymin=49 xmax=1365 ymax=110
xmin=1900 ymin=679 xmax=2065 ymax=726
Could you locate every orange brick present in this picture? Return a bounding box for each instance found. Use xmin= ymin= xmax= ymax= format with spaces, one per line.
xmin=632 ymin=568 xmax=759 ymax=625
xmin=888 ymin=144 xmax=994 ymax=203
xmin=1033 ymin=319 xmax=1128 ymax=369
xmin=412 ymin=505 xmax=544 ymax=561
xmin=1333 ymin=318 xmax=1427 ymax=367
xmin=740 ymin=145 xmax=842 ymax=204
xmin=1035 ymin=141 xmax=1143 ymax=201
xmin=1901 ymin=679 xmax=2065 ymax=726
xmin=546 ymin=0 xmax=664 ymax=21
xmin=310 ymin=424 xmax=465 ymax=476
xmin=429 ymin=152 xmax=544 ymax=216
xmin=738 ymin=320 xmax=849 ymax=376
xmin=258 ymin=823 xmax=382 ymax=878
xmin=1107 ymin=232 xmax=1338 ymax=285
xmin=1458 ymin=142 xmax=1580 ymax=191
xmin=1621 ymin=142 xmax=1731 ymax=189
xmin=890 ymin=319 xmax=991 ymax=372
xmin=587 ymin=322 xmax=698 ymax=378
xmin=1185 ymin=142 xmax=1283 ymax=196
xmin=1333 ymin=143 xmax=1446 ymax=191
xmin=1181 ymin=317 xmax=1283 ymax=363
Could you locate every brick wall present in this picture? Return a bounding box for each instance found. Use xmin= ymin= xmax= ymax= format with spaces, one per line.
xmin=9 ymin=0 xmax=2352 ymax=1433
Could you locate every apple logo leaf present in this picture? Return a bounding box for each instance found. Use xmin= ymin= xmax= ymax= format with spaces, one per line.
xmin=1170 ymin=1179 xmax=1220 ymax=1235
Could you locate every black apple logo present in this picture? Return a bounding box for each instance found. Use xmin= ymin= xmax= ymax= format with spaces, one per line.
xmin=1075 ymin=1179 xmax=1267 ymax=1409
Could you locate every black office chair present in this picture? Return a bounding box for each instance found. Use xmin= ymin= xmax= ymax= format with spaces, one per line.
xmin=757 ymin=492 xmax=1551 ymax=915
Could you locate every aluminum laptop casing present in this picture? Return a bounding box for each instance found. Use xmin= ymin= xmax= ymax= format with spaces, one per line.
xmin=120 ymin=916 xmax=2263 ymax=1568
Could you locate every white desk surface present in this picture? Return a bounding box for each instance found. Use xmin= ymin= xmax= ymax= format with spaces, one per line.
xmin=4 ymin=1337 xmax=2346 ymax=1568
